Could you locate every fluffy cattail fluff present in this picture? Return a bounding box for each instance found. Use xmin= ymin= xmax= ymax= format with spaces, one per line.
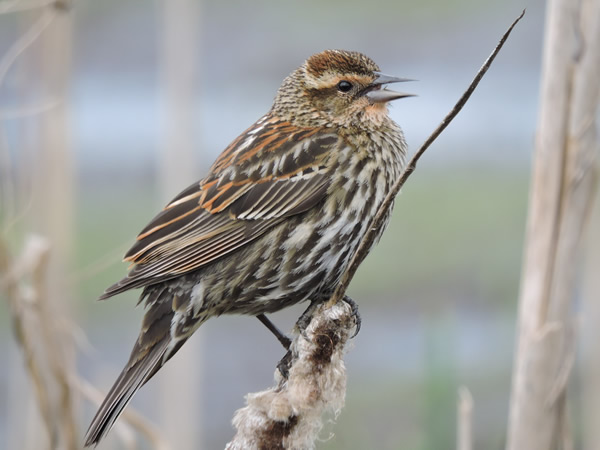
xmin=226 ymin=300 xmax=354 ymax=449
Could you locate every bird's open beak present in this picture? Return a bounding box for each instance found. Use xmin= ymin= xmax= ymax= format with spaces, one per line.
xmin=365 ymin=71 xmax=415 ymax=104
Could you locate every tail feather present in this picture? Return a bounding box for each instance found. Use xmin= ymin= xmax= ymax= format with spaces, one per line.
xmin=87 ymin=283 xmax=203 ymax=446
xmin=84 ymin=339 xmax=170 ymax=447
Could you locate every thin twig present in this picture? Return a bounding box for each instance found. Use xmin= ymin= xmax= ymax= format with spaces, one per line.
xmin=327 ymin=9 xmax=526 ymax=308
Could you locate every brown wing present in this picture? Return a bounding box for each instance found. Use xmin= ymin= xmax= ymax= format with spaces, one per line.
xmin=100 ymin=117 xmax=339 ymax=299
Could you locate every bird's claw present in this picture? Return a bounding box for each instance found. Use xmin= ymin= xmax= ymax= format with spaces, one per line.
xmin=277 ymin=350 xmax=293 ymax=379
xmin=343 ymin=295 xmax=361 ymax=338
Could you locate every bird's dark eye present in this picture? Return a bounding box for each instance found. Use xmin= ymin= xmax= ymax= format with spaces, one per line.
xmin=337 ymin=80 xmax=353 ymax=93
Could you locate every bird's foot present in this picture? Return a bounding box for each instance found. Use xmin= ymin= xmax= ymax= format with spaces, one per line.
xmin=277 ymin=350 xmax=293 ymax=379
xmin=342 ymin=295 xmax=361 ymax=338
xmin=275 ymin=302 xmax=320 ymax=379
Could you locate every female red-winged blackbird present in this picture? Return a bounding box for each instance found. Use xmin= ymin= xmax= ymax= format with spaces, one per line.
xmin=85 ymin=49 xmax=411 ymax=446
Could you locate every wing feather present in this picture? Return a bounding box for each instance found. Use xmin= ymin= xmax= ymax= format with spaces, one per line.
xmin=100 ymin=120 xmax=340 ymax=299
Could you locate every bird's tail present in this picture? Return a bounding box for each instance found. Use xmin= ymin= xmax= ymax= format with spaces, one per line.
xmin=85 ymin=283 xmax=205 ymax=447
xmin=84 ymin=336 xmax=174 ymax=447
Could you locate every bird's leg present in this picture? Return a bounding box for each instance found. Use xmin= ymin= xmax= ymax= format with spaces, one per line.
xmin=256 ymin=314 xmax=292 ymax=350
xmin=256 ymin=314 xmax=293 ymax=379
xmin=342 ymin=295 xmax=362 ymax=338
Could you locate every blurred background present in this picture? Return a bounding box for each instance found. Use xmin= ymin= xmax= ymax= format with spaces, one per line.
xmin=1 ymin=0 xmax=598 ymax=449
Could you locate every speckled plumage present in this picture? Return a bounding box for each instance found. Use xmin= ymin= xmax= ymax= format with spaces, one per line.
xmin=85 ymin=49 xmax=409 ymax=447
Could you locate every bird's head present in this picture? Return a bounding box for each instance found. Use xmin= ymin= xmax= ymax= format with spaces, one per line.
xmin=273 ymin=49 xmax=413 ymax=128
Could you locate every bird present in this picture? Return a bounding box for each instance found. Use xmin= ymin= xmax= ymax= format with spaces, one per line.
xmin=84 ymin=49 xmax=412 ymax=447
